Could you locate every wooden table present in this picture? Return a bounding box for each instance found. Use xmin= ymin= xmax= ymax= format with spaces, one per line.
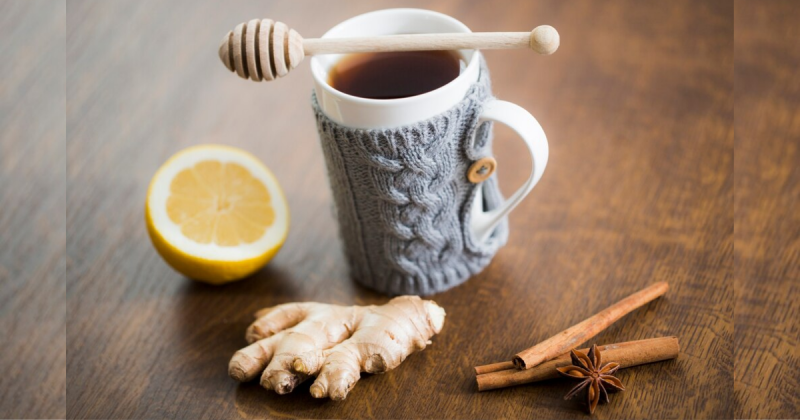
xmin=1 ymin=0 xmax=797 ymax=418
xmin=734 ymin=1 xmax=800 ymax=418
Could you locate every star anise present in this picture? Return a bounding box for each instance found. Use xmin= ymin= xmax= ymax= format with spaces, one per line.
xmin=556 ymin=344 xmax=625 ymax=414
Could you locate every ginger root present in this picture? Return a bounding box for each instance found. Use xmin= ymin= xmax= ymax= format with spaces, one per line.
xmin=228 ymin=295 xmax=446 ymax=400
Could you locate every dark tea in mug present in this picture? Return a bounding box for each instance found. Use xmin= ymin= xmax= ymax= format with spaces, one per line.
xmin=328 ymin=50 xmax=462 ymax=100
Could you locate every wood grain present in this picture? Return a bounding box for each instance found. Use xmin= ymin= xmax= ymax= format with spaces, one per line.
xmin=62 ymin=0 xmax=738 ymax=418
xmin=733 ymin=1 xmax=800 ymax=418
xmin=301 ymin=29 xmax=557 ymax=55
xmin=0 ymin=1 xmax=66 ymax=418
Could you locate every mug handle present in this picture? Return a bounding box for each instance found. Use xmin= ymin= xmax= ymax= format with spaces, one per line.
xmin=469 ymin=99 xmax=549 ymax=242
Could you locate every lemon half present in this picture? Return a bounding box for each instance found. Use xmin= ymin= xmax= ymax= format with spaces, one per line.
xmin=145 ymin=145 xmax=289 ymax=284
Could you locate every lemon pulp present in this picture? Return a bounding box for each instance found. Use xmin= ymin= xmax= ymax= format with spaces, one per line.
xmin=166 ymin=161 xmax=275 ymax=246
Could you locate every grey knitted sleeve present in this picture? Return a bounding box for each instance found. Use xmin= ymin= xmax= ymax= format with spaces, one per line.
xmin=312 ymin=58 xmax=508 ymax=296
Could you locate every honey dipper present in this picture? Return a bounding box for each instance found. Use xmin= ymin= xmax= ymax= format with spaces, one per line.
xmin=219 ymin=19 xmax=559 ymax=82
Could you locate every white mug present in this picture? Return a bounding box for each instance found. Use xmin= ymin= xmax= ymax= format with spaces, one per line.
xmin=311 ymin=8 xmax=548 ymax=243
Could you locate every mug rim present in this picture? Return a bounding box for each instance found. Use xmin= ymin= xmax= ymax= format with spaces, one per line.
xmin=310 ymin=8 xmax=481 ymax=107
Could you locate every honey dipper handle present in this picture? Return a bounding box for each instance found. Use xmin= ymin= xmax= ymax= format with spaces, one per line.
xmin=302 ymin=26 xmax=560 ymax=56
xmin=219 ymin=21 xmax=559 ymax=83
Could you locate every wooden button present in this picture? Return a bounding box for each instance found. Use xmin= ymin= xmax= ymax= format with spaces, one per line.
xmin=467 ymin=157 xmax=497 ymax=183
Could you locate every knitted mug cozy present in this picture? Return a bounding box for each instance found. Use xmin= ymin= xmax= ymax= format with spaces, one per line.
xmin=313 ymin=58 xmax=508 ymax=296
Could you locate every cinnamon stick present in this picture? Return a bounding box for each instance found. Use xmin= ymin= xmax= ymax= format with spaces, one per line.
xmin=474 ymin=361 xmax=514 ymax=375
xmin=508 ymin=281 xmax=669 ymax=370
xmin=476 ymin=336 xmax=679 ymax=391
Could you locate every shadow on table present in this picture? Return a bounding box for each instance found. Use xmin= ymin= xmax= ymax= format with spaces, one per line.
xmin=233 ymin=380 xmax=331 ymax=419
xmin=171 ymin=264 xmax=308 ymax=360
xmin=176 ymin=264 xmax=305 ymax=299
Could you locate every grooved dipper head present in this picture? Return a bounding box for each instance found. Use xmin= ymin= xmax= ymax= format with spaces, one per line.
xmin=218 ymin=19 xmax=304 ymax=82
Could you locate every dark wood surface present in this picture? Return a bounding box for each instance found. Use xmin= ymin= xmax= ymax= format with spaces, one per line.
xmin=64 ymin=1 xmax=734 ymax=418
xmin=0 ymin=0 xmax=792 ymax=418
xmin=734 ymin=1 xmax=800 ymax=418
xmin=0 ymin=1 xmax=66 ymax=419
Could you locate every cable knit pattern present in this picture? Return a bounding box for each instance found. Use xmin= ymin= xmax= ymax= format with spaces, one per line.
xmin=313 ymin=58 xmax=508 ymax=295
